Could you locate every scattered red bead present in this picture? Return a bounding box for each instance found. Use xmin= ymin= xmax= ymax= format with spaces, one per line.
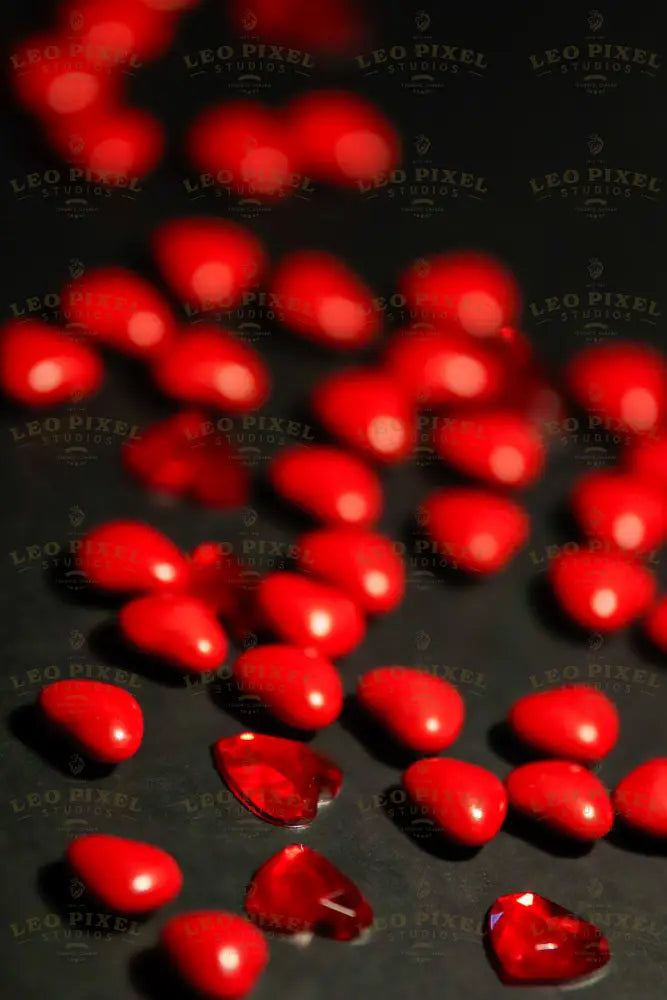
xmin=185 ymin=543 xmax=250 ymax=626
xmin=49 ymin=107 xmax=165 ymax=180
xmin=549 ymin=550 xmax=657 ymax=631
xmin=297 ymin=528 xmax=404 ymax=614
xmin=79 ymin=520 xmax=189 ymax=592
xmin=0 ymin=319 xmax=102 ymax=406
xmin=120 ymin=593 xmax=228 ymax=673
xmin=507 ymin=684 xmax=619 ymax=764
xmin=230 ymin=0 xmax=364 ymax=54
xmin=505 ymin=760 xmax=614 ymax=840
xmin=38 ymin=679 xmax=143 ymax=763
xmin=613 ymin=758 xmax=667 ymax=837
xmin=67 ymin=834 xmax=182 ymax=913
xmin=570 ymin=470 xmax=665 ymax=555
xmin=434 ymin=409 xmax=545 ymax=488
xmin=624 ymin=426 xmax=667 ymax=492
xmin=59 ymin=0 xmax=178 ymax=62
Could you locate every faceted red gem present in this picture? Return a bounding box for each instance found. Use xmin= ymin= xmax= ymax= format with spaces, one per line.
xmin=214 ymin=732 xmax=342 ymax=827
xmin=357 ymin=667 xmax=464 ymax=754
xmin=487 ymin=892 xmax=611 ymax=984
xmin=38 ymin=679 xmax=143 ymax=763
xmin=505 ymin=760 xmax=614 ymax=840
xmin=255 ymin=574 xmax=365 ymax=658
xmin=312 ymin=368 xmax=415 ymax=463
xmin=67 ymin=834 xmax=182 ymax=913
xmin=287 ymin=91 xmax=400 ymax=187
xmin=434 ymin=409 xmax=545 ymax=488
xmin=0 ymin=320 xmax=102 ymax=406
xmin=507 ymin=684 xmax=619 ymax=764
xmin=59 ymin=0 xmax=178 ymax=62
xmin=399 ymin=252 xmax=521 ymax=337
xmin=271 ymin=250 xmax=379 ymax=348
xmin=625 ymin=427 xmax=667 ymax=492
xmin=151 ymin=217 xmax=265 ymax=310
xmin=403 ymin=757 xmax=507 ymax=846
xmin=570 ymin=470 xmax=665 ymax=555
xmin=245 ymin=844 xmax=373 ymax=941
xmin=120 ymin=594 xmax=228 ymax=673
xmin=297 ymin=528 xmax=405 ymax=614
xmin=230 ymin=0 xmax=364 ymax=54
xmin=269 ymin=445 xmax=382 ymax=527
xmin=644 ymin=594 xmax=667 ymax=652
xmin=233 ymin=644 xmax=343 ymax=729
xmin=79 ymin=520 xmax=189 ymax=592
xmin=49 ymin=107 xmax=165 ymax=180
xmin=420 ymin=488 xmax=529 ymax=574
xmin=565 ymin=341 xmax=667 ymax=434
xmin=548 ymin=550 xmax=656 ymax=631
xmin=152 ymin=326 xmax=270 ymax=413
xmin=161 ymin=911 xmax=268 ymax=1000
xmin=613 ymin=758 xmax=667 ymax=837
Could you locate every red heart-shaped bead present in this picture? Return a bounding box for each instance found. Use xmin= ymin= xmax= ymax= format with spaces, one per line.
xmin=161 ymin=911 xmax=268 ymax=1000
xmin=625 ymin=426 xmax=667 ymax=491
xmin=506 ymin=760 xmax=614 ymax=840
xmin=312 ymin=367 xmax=415 ymax=463
xmin=357 ymin=667 xmax=465 ymax=753
xmin=67 ymin=834 xmax=182 ymax=913
xmin=0 ymin=320 xmax=102 ymax=406
xmin=269 ymin=445 xmax=382 ymax=527
xmin=570 ymin=470 xmax=665 ymax=555
xmin=434 ymin=409 xmax=545 ymax=487
xmin=255 ymin=573 xmax=365 ymax=657
xmin=50 ymin=107 xmax=165 ymax=181
xmin=507 ymin=684 xmax=619 ymax=764
xmin=38 ymin=679 xmax=143 ymax=762
xmin=613 ymin=758 xmax=667 ymax=836
xmin=233 ymin=644 xmax=343 ymax=729
xmin=420 ymin=488 xmax=529 ymax=573
xmin=79 ymin=520 xmax=189 ymax=592
xmin=59 ymin=0 xmax=178 ymax=62
xmin=549 ymin=550 xmax=656 ymax=631
xmin=644 ymin=594 xmax=667 ymax=652
xmin=120 ymin=593 xmax=228 ymax=673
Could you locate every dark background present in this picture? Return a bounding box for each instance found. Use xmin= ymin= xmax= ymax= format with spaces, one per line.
xmin=2 ymin=1 xmax=667 ymax=998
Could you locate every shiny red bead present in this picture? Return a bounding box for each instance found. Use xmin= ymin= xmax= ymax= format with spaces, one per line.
xmin=269 ymin=445 xmax=382 ymax=527
xmin=79 ymin=520 xmax=189 ymax=592
xmin=487 ymin=892 xmax=610 ymax=985
xmin=572 ymin=469 xmax=666 ymax=555
xmin=151 ymin=217 xmax=265 ymax=309
xmin=11 ymin=33 xmax=119 ymax=118
xmin=59 ymin=0 xmax=178 ymax=62
xmin=613 ymin=758 xmax=667 ymax=837
xmin=230 ymin=0 xmax=364 ymax=54
xmin=507 ymin=685 xmax=619 ymax=764
xmin=403 ymin=757 xmax=507 ymax=846
xmin=271 ymin=250 xmax=379 ymax=348
xmin=233 ymin=644 xmax=343 ymax=729
xmin=0 ymin=320 xmax=102 ymax=406
xmin=549 ymin=550 xmax=656 ymax=631
xmin=152 ymin=326 xmax=270 ymax=413
xmin=245 ymin=844 xmax=373 ymax=941
xmin=49 ymin=107 xmax=165 ymax=180
xmin=434 ymin=409 xmax=545 ymax=487
xmin=420 ymin=488 xmax=529 ymax=574
xmin=38 ymin=679 xmax=143 ymax=763
xmin=255 ymin=574 xmax=365 ymax=658
xmin=67 ymin=834 xmax=182 ymax=913
xmin=625 ymin=427 xmax=667 ymax=492
xmin=505 ymin=760 xmax=614 ymax=840
xmin=566 ymin=341 xmax=667 ymax=434
xmin=357 ymin=667 xmax=464 ymax=753
xmin=120 ymin=594 xmax=228 ymax=673
xmin=643 ymin=594 xmax=667 ymax=651
xmin=161 ymin=912 xmax=268 ymax=1000
xmin=214 ymin=732 xmax=342 ymax=827
xmin=312 ymin=367 xmax=415 ymax=463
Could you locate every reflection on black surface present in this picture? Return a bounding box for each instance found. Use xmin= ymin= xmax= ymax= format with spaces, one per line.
xmin=130 ymin=946 xmax=202 ymax=1000
xmin=8 ymin=703 xmax=116 ymax=780
xmin=502 ymin=806 xmax=595 ymax=860
xmin=87 ymin=620 xmax=187 ymax=688
xmin=381 ymin=783 xmax=481 ymax=862
xmin=338 ymin=694 xmax=418 ymax=769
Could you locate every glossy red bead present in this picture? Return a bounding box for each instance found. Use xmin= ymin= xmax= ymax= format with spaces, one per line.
xmin=403 ymin=757 xmax=507 ymax=846
xmin=271 ymin=250 xmax=379 ymax=348
xmin=59 ymin=0 xmax=178 ymax=62
xmin=255 ymin=574 xmax=365 ymax=658
xmin=230 ymin=0 xmax=364 ymax=54
xmin=11 ymin=33 xmax=119 ymax=118
xmin=245 ymin=844 xmax=373 ymax=941
xmin=152 ymin=326 xmax=270 ymax=413
xmin=507 ymin=685 xmax=619 ymax=764
xmin=49 ymin=107 xmax=165 ymax=180
xmin=487 ymin=892 xmax=610 ymax=985
xmin=505 ymin=760 xmax=614 ymax=840
xmin=625 ymin=427 xmax=667 ymax=492
xmin=613 ymin=758 xmax=667 ymax=836
xmin=0 ymin=320 xmax=102 ymax=406
xmin=643 ymin=594 xmax=667 ymax=651
xmin=571 ymin=470 xmax=665 ymax=555
xmin=269 ymin=445 xmax=382 ymax=527
xmin=161 ymin=912 xmax=268 ymax=1000
xmin=297 ymin=528 xmax=405 ymax=614
xmin=120 ymin=594 xmax=228 ymax=673
xmin=233 ymin=644 xmax=343 ymax=729
xmin=67 ymin=834 xmax=182 ymax=913
xmin=38 ymin=679 xmax=143 ymax=763
xmin=549 ymin=550 xmax=656 ymax=631
xmin=357 ymin=667 xmax=464 ymax=753
xmin=214 ymin=732 xmax=342 ymax=827
xmin=312 ymin=367 xmax=415 ymax=463
xmin=420 ymin=488 xmax=529 ymax=574
xmin=434 ymin=409 xmax=545 ymax=487
xmin=79 ymin=520 xmax=189 ymax=592
xmin=151 ymin=217 xmax=265 ymax=309
xmin=287 ymin=90 xmax=400 ymax=187
xmin=566 ymin=341 xmax=667 ymax=434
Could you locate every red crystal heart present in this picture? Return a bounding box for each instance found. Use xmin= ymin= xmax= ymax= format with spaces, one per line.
xmin=120 ymin=593 xmax=228 ymax=673
xmin=507 ymin=684 xmax=619 ymax=764
xmin=67 ymin=834 xmax=182 ymax=913
xmin=79 ymin=520 xmax=190 ymax=593
xmin=38 ymin=679 xmax=143 ymax=763
xmin=0 ymin=319 xmax=103 ymax=406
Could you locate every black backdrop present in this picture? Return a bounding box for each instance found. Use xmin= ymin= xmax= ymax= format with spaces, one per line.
xmin=2 ymin=2 xmax=667 ymax=998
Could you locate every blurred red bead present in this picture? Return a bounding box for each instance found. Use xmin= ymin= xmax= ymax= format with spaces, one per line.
xmin=506 ymin=760 xmax=614 ymax=841
xmin=123 ymin=411 xmax=206 ymax=495
xmin=549 ymin=550 xmax=656 ymax=632
xmin=0 ymin=319 xmax=102 ymax=406
xmin=624 ymin=426 xmax=667 ymax=491
xmin=613 ymin=759 xmax=667 ymax=837
xmin=287 ymin=90 xmax=401 ymax=187
xmin=38 ymin=679 xmax=143 ymax=763
xmin=643 ymin=594 xmax=667 ymax=651
xmin=67 ymin=834 xmax=182 ymax=913
xmin=271 ymin=250 xmax=379 ymax=348
xmin=186 ymin=542 xmax=249 ymax=623
xmin=120 ymin=593 xmax=228 ymax=672
xmin=507 ymin=685 xmax=619 ymax=764
xmin=49 ymin=106 xmax=164 ymax=180
xmin=79 ymin=520 xmax=189 ymax=592
xmin=230 ymin=0 xmax=364 ymax=54
xmin=434 ymin=409 xmax=545 ymax=488
xmin=59 ymin=0 xmax=178 ymax=62
xmin=570 ymin=470 xmax=666 ymax=556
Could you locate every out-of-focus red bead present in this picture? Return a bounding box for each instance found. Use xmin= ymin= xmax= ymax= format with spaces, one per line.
xmin=549 ymin=550 xmax=657 ymax=632
xmin=120 ymin=593 xmax=228 ymax=672
xmin=570 ymin=470 xmax=666 ymax=556
xmin=230 ymin=0 xmax=364 ymax=54
xmin=643 ymin=595 xmax=667 ymax=652
xmin=59 ymin=0 xmax=178 ymax=62
xmin=0 ymin=319 xmax=102 ymax=406
xmin=271 ymin=250 xmax=379 ymax=348
xmin=434 ymin=409 xmax=545 ymax=487
xmin=79 ymin=520 xmax=190 ymax=592
xmin=67 ymin=834 xmax=182 ymax=913
xmin=624 ymin=426 xmax=667 ymax=492
xmin=507 ymin=685 xmax=620 ymax=764
xmin=358 ymin=668 xmax=465 ymax=754
xmin=49 ymin=107 xmax=165 ymax=180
